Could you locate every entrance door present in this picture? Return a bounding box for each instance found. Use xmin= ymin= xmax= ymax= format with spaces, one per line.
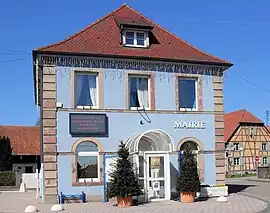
xmin=146 ymin=153 xmax=169 ymax=201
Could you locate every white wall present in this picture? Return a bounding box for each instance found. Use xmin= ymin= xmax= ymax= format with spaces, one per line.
xmin=22 ymin=173 xmax=40 ymax=189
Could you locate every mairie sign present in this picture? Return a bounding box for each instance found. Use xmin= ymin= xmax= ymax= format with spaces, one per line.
xmin=174 ymin=121 xmax=206 ymax=129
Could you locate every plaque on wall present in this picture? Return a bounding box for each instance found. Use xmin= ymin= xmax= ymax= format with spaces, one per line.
xmin=69 ymin=113 xmax=108 ymax=137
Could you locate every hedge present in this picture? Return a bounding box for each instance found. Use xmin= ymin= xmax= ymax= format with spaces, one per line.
xmin=0 ymin=171 xmax=16 ymax=186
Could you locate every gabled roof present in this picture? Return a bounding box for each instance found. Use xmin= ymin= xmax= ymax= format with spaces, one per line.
xmin=0 ymin=126 xmax=40 ymax=155
xmin=224 ymin=109 xmax=263 ymax=142
xmin=34 ymin=4 xmax=232 ymax=66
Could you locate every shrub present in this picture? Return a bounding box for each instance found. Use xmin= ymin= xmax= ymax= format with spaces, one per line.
xmin=0 ymin=171 xmax=16 ymax=186
xmin=176 ymin=148 xmax=200 ymax=193
xmin=108 ymin=141 xmax=143 ymax=198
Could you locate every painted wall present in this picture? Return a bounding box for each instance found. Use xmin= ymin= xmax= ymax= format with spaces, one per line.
xmin=57 ymin=111 xmax=216 ymax=195
xmin=56 ymin=66 xmax=214 ymax=111
xmin=56 ymin=65 xmax=216 ymax=196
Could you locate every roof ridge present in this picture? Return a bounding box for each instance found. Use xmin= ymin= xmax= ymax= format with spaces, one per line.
xmin=36 ymin=4 xmax=127 ymax=51
xmin=125 ymin=5 xmax=231 ymax=65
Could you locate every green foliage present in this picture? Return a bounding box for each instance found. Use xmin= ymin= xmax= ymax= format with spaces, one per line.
xmin=0 ymin=171 xmax=16 ymax=186
xmin=108 ymin=141 xmax=143 ymax=198
xmin=0 ymin=137 xmax=12 ymax=171
xmin=176 ymin=148 xmax=200 ymax=193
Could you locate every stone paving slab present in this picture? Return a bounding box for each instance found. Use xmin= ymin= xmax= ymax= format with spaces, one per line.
xmin=0 ymin=191 xmax=267 ymax=213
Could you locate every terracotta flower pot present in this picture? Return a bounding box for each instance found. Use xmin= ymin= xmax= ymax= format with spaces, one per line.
xmin=181 ymin=192 xmax=195 ymax=203
xmin=117 ymin=196 xmax=133 ymax=208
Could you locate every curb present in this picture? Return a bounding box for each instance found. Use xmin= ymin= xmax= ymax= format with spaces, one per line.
xmin=238 ymin=192 xmax=270 ymax=213
xmin=245 ymin=179 xmax=270 ymax=184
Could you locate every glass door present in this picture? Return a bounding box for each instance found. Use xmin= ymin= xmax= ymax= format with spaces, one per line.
xmin=146 ymin=154 xmax=166 ymax=200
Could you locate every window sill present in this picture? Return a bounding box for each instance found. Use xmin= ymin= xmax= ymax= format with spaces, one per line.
xmin=123 ymin=44 xmax=149 ymax=48
xmin=130 ymin=107 xmax=150 ymax=111
xmin=179 ymin=108 xmax=198 ymax=112
xmin=72 ymin=181 xmax=104 ymax=186
xmin=76 ymin=106 xmax=99 ymax=110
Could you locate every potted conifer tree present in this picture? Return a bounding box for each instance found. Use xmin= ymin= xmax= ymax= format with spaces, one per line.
xmin=108 ymin=141 xmax=142 ymax=208
xmin=176 ymin=148 xmax=200 ymax=203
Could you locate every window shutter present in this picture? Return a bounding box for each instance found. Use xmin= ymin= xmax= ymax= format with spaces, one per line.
xmin=267 ymin=142 xmax=270 ymax=151
xmin=239 ymin=142 xmax=244 ymax=150
xmin=240 ymin=157 xmax=244 ymax=166
xmin=260 ymin=157 xmax=263 ymax=165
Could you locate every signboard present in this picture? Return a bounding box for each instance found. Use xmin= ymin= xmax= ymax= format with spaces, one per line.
xmin=174 ymin=121 xmax=206 ymax=129
xmin=255 ymin=156 xmax=260 ymax=162
xmin=69 ymin=113 xmax=108 ymax=136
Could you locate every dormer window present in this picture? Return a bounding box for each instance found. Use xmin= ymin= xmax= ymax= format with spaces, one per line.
xmin=123 ymin=31 xmax=149 ymax=47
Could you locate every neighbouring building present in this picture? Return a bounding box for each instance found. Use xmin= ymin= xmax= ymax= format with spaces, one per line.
xmin=33 ymin=4 xmax=232 ymax=203
xmin=0 ymin=126 xmax=40 ymax=180
xmin=224 ymin=109 xmax=270 ymax=175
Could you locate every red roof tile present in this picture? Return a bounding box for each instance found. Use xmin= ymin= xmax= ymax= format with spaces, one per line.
xmin=35 ymin=4 xmax=231 ymax=66
xmin=224 ymin=109 xmax=263 ymax=142
xmin=0 ymin=126 xmax=40 ymax=155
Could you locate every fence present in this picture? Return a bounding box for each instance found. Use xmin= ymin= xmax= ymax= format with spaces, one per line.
xmin=20 ymin=169 xmax=42 ymax=197
xmin=22 ymin=171 xmax=40 ymax=189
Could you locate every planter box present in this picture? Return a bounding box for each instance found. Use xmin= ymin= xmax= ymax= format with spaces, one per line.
xmin=199 ymin=186 xmax=228 ymax=198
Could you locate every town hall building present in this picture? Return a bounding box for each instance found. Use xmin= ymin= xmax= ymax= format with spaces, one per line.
xmin=33 ymin=4 xmax=232 ymax=203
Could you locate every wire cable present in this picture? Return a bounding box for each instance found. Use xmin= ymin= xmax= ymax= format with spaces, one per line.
xmin=0 ymin=58 xmax=27 ymax=64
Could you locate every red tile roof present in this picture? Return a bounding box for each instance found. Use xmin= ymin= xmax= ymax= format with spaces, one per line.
xmin=0 ymin=126 xmax=40 ymax=155
xmin=224 ymin=109 xmax=263 ymax=142
xmin=35 ymin=4 xmax=232 ymax=66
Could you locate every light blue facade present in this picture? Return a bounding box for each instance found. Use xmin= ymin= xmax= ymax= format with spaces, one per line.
xmin=56 ymin=65 xmax=217 ymax=197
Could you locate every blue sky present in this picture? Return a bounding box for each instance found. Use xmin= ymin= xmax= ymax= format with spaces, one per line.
xmin=1 ymin=0 xmax=270 ymax=126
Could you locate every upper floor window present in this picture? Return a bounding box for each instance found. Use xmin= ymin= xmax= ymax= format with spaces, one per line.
xmin=233 ymin=143 xmax=239 ymax=151
xmin=262 ymin=143 xmax=267 ymax=151
xmin=178 ymin=78 xmax=197 ymax=111
xmin=76 ymin=141 xmax=100 ymax=182
xmin=123 ymin=31 xmax=148 ymax=47
xmin=75 ymin=73 xmax=98 ymax=108
xmin=129 ymin=75 xmax=150 ymax=109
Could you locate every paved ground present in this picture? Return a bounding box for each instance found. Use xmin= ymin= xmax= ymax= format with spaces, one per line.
xmin=0 ymin=191 xmax=267 ymax=213
xmin=226 ymin=177 xmax=270 ymax=212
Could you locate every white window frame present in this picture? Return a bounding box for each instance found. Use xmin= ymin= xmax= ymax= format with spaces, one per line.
xmin=262 ymin=143 xmax=267 ymax=151
xmin=129 ymin=75 xmax=151 ymax=110
xmin=178 ymin=78 xmax=198 ymax=111
xmin=75 ymin=72 xmax=99 ymax=109
xmin=123 ymin=30 xmax=149 ymax=47
xmin=262 ymin=157 xmax=268 ymax=165
xmin=233 ymin=143 xmax=239 ymax=151
xmin=77 ymin=151 xmax=100 ymax=182
xmin=233 ymin=157 xmax=240 ymax=165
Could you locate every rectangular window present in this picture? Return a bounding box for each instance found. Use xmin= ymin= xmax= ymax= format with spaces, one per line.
xmin=233 ymin=143 xmax=239 ymax=151
xmin=77 ymin=152 xmax=99 ymax=181
xmin=263 ymin=157 xmax=268 ymax=165
xmin=262 ymin=143 xmax=267 ymax=151
xmin=124 ymin=31 xmax=147 ymax=47
xmin=178 ymin=78 xmax=197 ymax=111
xmin=129 ymin=76 xmax=150 ymax=109
xmin=136 ymin=32 xmax=145 ymax=46
xmin=233 ymin=157 xmax=240 ymax=165
xmin=75 ymin=73 xmax=98 ymax=108
xmin=125 ymin=31 xmax=135 ymax=45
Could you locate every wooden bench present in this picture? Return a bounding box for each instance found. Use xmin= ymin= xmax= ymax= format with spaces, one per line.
xmin=59 ymin=191 xmax=86 ymax=204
